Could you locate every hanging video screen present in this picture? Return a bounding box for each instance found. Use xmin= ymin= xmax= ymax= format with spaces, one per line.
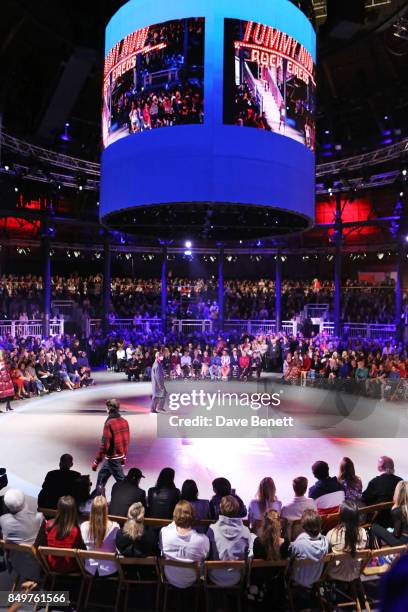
xmin=223 ymin=19 xmax=315 ymax=151
xmin=102 ymin=17 xmax=205 ymax=149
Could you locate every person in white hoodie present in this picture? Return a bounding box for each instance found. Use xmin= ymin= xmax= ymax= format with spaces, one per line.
xmin=207 ymin=495 xmax=252 ymax=587
xmin=289 ymin=508 xmax=329 ymax=588
xmin=159 ymin=500 xmax=209 ymax=588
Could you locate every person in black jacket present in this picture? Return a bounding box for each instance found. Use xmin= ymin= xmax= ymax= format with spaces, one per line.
xmin=209 ymin=477 xmax=247 ymax=520
xmin=147 ymin=468 xmax=180 ymax=519
xmin=37 ymin=454 xmax=81 ymax=510
xmin=362 ymin=456 xmax=402 ymax=526
xmin=110 ymin=468 xmax=146 ymax=517
xmin=116 ymin=502 xmax=158 ymax=558
xmin=372 ymin=481 xmax=408 ymax=546
xmin=362 ymin=456 xmax=402 ymax=506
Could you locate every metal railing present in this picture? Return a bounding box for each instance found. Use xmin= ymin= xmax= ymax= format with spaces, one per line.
xmin=0 ymin=320 xmax=64 ymax=338
xmin=321 ymin=321 xmax=396 ymax=340
xmin=87 ymin=318 xmax=397 ymax=341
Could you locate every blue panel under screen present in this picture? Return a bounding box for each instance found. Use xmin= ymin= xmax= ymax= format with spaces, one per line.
xmin=100 ymin=124 xmax=315 ymax=219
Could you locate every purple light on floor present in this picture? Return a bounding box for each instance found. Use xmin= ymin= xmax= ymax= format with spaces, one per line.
xmin=380 ymin=138 xmax=392 ymax=145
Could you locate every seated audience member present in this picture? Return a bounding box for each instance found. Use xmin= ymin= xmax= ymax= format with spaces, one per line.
xmin=209 ymin=477 xmax=247 ymax=520
xmin=0 ymin=489 xmax=43 ymax=581
xmin=110 ymin=468 xmax=146 ymax=517
xmin=148 ymin=467 xmax=180 ymax=519
xmin=220 ymin=350 xmax=230 ymax=381
xmin=362 ymin=456 xmax=402 ymax=507
xmin=209 ymin=350 xmax=221 ymax=381
xmin=44 ymin=496 xmax=84 ymax=572
xmin=180 ymin=350 xmax=192 ymax=379
xmin=239 ymin=351 xmax=251 ymax=381
xmin=207 ymin=495 xmax=251 ymax=587
xmin=281 ymin=477 xmax=317 ymax=522
xmin=289 ymin=509 xmax=329 ymax=588
xmin=80 ymin=496 xmax=120 ymax=576
xmin=159 ymin=500 xmax=209 ymax=588
xmin=116 ymin=502 xmax=158 ymax=558
xmin=248 ymin=477 xmax=282 ymax=532
xmin=181 ymin=479 xmax=210 ymax=532
xmin=72 ymin=475 xmax=93 ymax=513
xmin=37 ymin=453 xmax=81 ymax=510
xmin=337 ymin=457 xmax=363 ymax=505
xmin=309 ymin=461 xmax=345 ymax=515
xmin=326 ymin=501 xmax=367 ymax=582
xmin=372 ymin=481 xmax=408 ymax=546
xmin=250 ymin=509 xmax=289 ymax=609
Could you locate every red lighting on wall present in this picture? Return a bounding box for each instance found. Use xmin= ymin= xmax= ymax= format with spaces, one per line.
xmin=316 ymin=197 xmax=381 ymax=242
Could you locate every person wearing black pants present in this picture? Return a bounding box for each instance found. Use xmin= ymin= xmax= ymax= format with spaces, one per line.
xmin=372 ymin=481 xmax=408 ymax=546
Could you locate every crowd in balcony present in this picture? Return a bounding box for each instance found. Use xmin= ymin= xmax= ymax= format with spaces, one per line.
xmin=0 ymin=274 xmax=401 ymax=325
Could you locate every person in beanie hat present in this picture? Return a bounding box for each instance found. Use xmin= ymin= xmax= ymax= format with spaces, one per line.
xmin=92 ymin=399 xmax=130 ymax=491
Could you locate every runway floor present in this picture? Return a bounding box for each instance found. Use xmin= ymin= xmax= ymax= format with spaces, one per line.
xmin=1 ymin=371 xmax=408 ymax=506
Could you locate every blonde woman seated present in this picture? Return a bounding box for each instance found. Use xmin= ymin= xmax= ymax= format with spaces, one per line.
xmin=326 ymin=500 xmax=367 ymax=582
xmin=80 ymin=496 xmax=120 ymax=576
xmin=372 ymin=481 xmax=408 ymax=546
xmin=248 ymin=477 xmax=282 ymax=533
xmin=116 ymin=502 xmax=158 ymax=558
xmin=159 ymin=500 xmax=209 ymax=588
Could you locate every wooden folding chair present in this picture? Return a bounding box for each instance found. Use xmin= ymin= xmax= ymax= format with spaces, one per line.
xmin=363 ymin=545 xmax=408 ymax=578
xmin=2 ymin=541 xmax=41 ymax=591
xmin=158 ymin=558 xmax=201 ymax=612
xmin=116 ymin=555 xmax=161 ymax=612
xmin=36 ymin=546 xmax=85 ymax=611
xmin=282 ymin=518 xmax=303 ymax=542
xmin=358 ymin=502 xmax=393 ymax=530
xmin=287 ymin=553 xmax=334 ymax=612
xmin=321 ymin=511 xmax=340 ymax=534
xmin=247 ymin=558 xmax=289 ymax=609
xmin=203 ymin=560 xmax=247 ymax=612
xmin=320 ymin=550 xmax=372 ymax=612
xmin=76 ymin=549 xmax=121 ymax=611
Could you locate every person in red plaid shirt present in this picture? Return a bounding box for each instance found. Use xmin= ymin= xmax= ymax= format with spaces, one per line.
xmin=92 ymin=399 xmax=130 ymax=491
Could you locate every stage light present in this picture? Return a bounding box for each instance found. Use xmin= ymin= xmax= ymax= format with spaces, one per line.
xmin=377 ymin=252 xmax=384 ymax=260
xmin=185 ymin=241 xmax=192 ymax=248
xmin=14 ymin=186 xmax=19 ymax=192
xmin=78 ymin=185 xmax=83 ymax=191
xmin=4 ymin=165 xmax=9 ymax=171
xmin=125 ymin=253 xmax=132 ymax=260
xmin=280 ymin=255 xmax=287 ymax=262
xmin=95 ymin=252 xmax=102 ymax=259
xmin=405 ymin=235 xmax=408 ymax=242
xmin=384 ymin=115 xmax=389 ymax=120
xmin=184 ymin=250 xmax=192 ymax=256
xmin=73 ymin=251 xmax=80 ymax=258
xmin=324 ymin=130 xmax=330 ymax=135
xmin=239 ymin=240 xmax=243 ymax=244
xmin=400 ymin=192 xmax=404 ymax=197
xmin=327 ymin=254 xmax=334 ymax=261
xmin=402 ymin=169 xmax=407 ymax=177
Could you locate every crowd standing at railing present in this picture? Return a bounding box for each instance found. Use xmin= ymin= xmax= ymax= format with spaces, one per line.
xmin=0 ymin=274 xmax=403 ymax=324
xmin=0 ymin=453 xmax=407 ymax=610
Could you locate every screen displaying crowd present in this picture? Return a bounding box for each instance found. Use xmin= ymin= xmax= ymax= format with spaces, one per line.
xmin=223 ymin=19 xmax=315 ymax=150
xmin=102 ymin=17 xmax=204 ymax=148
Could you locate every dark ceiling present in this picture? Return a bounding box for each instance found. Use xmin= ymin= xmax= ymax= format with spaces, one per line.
xmin=0 ymin=0 xmax=408 ymax=163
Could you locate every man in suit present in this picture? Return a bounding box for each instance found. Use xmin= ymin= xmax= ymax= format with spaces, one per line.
xmin=151 ymin=352 xmax=167 ymax=413
xmin=109 ymin=467 xmax=146 ymax=517
xmin=37 ymin=454 xmax=80 ymax=509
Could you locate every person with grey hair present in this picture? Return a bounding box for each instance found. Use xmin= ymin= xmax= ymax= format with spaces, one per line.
xmin=362 ymin=456 xmax=403 ymax=526
xmin=0 ymin=489 xmax=43 ymax=581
